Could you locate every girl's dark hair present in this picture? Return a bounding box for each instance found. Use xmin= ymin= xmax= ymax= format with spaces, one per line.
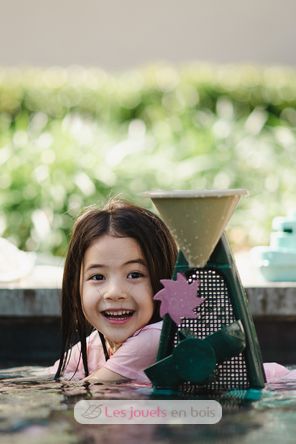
xmin=54 ymin=198 xmax=177 ymax=378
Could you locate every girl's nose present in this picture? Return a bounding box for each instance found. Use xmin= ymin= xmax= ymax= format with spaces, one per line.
xmin=103 ymin=280 xmax=127 ymax=301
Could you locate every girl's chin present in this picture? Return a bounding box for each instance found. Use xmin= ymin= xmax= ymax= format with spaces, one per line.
xmin=105 ymin=334 xmax=130 ymax=348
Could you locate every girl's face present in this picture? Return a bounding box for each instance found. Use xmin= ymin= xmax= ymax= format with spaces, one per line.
xmin=80 ymin=235 xmax=154 ymax=347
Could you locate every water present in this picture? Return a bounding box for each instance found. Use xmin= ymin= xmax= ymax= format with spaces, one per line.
xmin=1 ymin=366 xmax=296 ymax=444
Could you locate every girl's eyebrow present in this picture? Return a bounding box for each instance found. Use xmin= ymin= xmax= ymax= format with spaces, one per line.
xmin=124 ymin=258 xmax=147 ymax=267
xmin=84 ymin=258 xmax=147 ymax=273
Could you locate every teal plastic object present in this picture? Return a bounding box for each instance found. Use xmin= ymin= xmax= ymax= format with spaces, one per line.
xmin=252 ymin=212 xmax=296 ymax=281
xmin=173 ymin=338 xmax=216 ymax=384
xmin=147 ymin=235 xmax=266 ymax=391
xmin=222 ymin=388 xmax=262 ymax=402
xmin=204 ymin=320 xmax=246 ymax=363
xmin=145 ymin=320 xmax=246 ymax=387
xmin=144 ymin=354 xmax=180 ymax=387
xmin=145 ymin=338 xmax=216 ymax=386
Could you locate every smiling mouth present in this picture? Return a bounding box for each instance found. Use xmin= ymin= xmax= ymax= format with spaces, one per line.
xmin=101 ymin=310 xmax=135 ymax=320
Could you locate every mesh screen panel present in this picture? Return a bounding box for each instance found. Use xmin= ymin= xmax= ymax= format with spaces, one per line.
xmin=174 ymin=268 xmax=250 ymax=392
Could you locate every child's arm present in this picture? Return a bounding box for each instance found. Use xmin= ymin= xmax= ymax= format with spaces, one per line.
xmin=83 ymin=323 xmax=162 ymax=384
xmin=83 ymin=367 xmax=129 ymax=383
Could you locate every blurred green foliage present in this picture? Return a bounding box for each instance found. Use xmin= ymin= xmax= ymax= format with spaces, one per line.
xmin=1 ymin=64 xmax=296 ymax=256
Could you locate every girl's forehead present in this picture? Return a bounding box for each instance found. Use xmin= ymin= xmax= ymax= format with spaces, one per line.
xmin=84 ymin=235 xmax=145 ymax=265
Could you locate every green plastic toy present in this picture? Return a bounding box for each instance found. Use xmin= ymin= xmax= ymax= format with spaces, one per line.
xmin=144 ymin=190 xmax=266 ymax=392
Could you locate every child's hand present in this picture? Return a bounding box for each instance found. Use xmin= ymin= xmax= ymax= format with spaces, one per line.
xmin=83 ymin=367 xmax=129 ymax=383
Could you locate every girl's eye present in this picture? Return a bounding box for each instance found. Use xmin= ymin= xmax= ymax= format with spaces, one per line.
xmin=89 ymin=274 xmax=105 ymax=281
xmin=127 ymin=272 xmax=144 ymax=279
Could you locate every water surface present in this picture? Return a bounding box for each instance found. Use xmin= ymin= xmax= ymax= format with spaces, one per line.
xmin=1 ymin=366 xmax=296 ymax=444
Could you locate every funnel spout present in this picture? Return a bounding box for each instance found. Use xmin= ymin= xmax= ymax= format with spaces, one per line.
xmin=146 ymin=189 xmax=248 ymax=267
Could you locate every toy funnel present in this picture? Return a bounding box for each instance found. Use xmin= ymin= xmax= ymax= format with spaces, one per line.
xmin=146 ymin=189 xmax=248 ymax=267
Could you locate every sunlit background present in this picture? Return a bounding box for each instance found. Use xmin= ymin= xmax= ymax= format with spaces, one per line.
xmin=1 ymin=0 xmax=296 ymax=256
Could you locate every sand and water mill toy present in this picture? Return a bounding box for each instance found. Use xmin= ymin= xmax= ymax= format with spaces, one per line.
xmin=144 ymin=189 xmax=265 ymax=394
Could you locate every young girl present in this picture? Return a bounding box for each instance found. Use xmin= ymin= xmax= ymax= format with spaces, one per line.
xmin=51 ymin=198 xmax=178 ymax=384
xmin=51 ymin=197 xmax=294 ymax=385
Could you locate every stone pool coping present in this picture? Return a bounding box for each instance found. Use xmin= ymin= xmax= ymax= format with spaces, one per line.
xmin=1 ymin=250 xmax=296 ymax=318
xmin=1 ymin=283 xmax=296 ymax=318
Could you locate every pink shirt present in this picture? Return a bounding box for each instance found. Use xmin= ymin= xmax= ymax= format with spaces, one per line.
xmin=49 ymin=321 xmax=162 ymax=385
xmin=263 ymin=362 xmax=296 ymax=382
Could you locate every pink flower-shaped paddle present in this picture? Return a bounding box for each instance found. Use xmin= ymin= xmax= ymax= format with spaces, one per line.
xmin=154 ymin=273 xmax=204 ymax=325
